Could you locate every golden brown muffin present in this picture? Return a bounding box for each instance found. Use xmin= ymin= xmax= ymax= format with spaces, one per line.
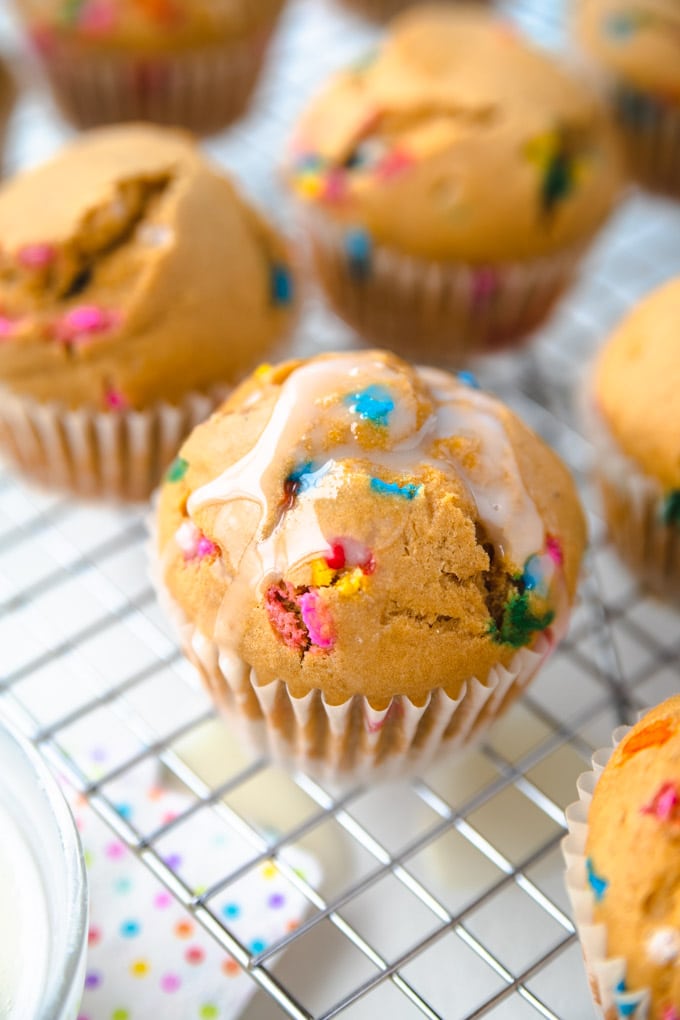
xmin=585 ymin=697 xmax=680 ymax=1017
xmin=589 ymin=278 xmax=680 ymax=598
xmin=285 ymin=4 xmax=623 ymax=361
xmin=0 ymin=124 xmax=295 ymax=499
xmin=16 ymin=0 xmax=286 ymax=132
xmin=155 ymin=350 xmax=586 ymax=779
xmin=574 ymin=0 xmax=680 ymax=195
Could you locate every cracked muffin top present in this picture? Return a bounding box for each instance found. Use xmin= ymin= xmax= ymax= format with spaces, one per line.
xmin=285 ymin=3 xmax=622 ymax=263
xmin=0 ymin=124 xmax=295 ymax=411
xmin=17 ymin=0 xmax=286 ymax=53
xmin=156 ymin=350 xmax=586 ymax=707
xmin=574 ymin=0 xmax=680 ymax=101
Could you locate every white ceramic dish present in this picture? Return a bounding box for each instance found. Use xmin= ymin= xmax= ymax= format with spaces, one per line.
xmin=0 ymin=720 xmax=88 ymax=1020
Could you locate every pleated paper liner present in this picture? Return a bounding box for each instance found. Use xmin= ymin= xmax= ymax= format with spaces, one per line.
xmin=299 ymin=207 xmax=584 ymax=366
xmin=156 ymin=574 xmax=563 ymax=785
xmin=32 ymin=30 xmax=274 ymax=135
xmin=0 ymin=386 xmax=223 ymax=503
xmin=585 ymin=386 xmax=680 ymax=601
xmin=563 ymin=724 xmax=654 ymax=1020
xmin=609 ymin=79 xmax=680 ymax=200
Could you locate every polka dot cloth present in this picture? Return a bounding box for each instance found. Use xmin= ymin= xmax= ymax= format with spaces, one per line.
xmin=67 ymin=762 xmax=321 ymax=1020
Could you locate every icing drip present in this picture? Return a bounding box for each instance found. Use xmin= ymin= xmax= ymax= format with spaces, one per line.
xmin=183 ymin=354 xmax=547 ymax=665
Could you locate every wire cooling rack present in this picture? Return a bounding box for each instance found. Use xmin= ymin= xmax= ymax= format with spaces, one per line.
xmin=1 ymin=1 xmax=680 ymax=1018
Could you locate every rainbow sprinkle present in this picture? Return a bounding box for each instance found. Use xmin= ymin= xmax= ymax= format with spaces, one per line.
xmin=166 ymin=457 xmax=189 ymax=483
xmin=641 ymin=782 xmax=680 ymax=822
xmin=345 ymin=384 xmax=395 ymax=426
xmin=345 ymin=229 xmax=372 ymax=280
xmin=270 ymin=264 xmax=294 ymax=307
xmin=586 ymin=857 xmax=608 ymax=902
xmin=370 ymin=478 xmax=421 ymax=500
xmin=661 ymin=490 xmax=680 ymax=527
xmin=175 ymin=521 xmax=218 ymax=562
xmin=55 ymin=305 xmax=121 ymax=345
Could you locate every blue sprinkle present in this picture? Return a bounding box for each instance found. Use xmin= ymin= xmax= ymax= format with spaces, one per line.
xmin=345 ymin=384 xmax=395 ymax=426
xmin=457 ymin=370 xmax=481 ymax=390
xmin=617 ymin=1001 xmax=639 ymax=1019
xmin=605 ymin=13 xmax=637 ymax=38
xmin=287 ymin=460 xmax=331 ymax=493
xmin=615 ymin=980 xmax=626 ymax=994
xmin=271 ymin=263 xmax=294 ymax=306
xmin=586 ymin=857 xmax=608 ymax=902
xmin=370 ymin=478 xmax=421 ymax=500
xmin=345 ymin=228 xmax=372 ymax=280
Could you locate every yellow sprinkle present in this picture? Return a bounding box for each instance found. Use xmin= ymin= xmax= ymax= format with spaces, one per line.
xmin=336 ymin=568 xmax=366 ymax=597
xmin=311 ymin=560 xmax=335 ymax=587
xmin=254 ymin=363 xmax=272 ymax=380
xmin=295 ymin=174 xmax=324 ymax=200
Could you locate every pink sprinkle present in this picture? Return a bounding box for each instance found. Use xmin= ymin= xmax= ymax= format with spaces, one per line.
xmin=642 ymin=782 xmax=680 ymax=822
xmin=546 ymin=535 xmax=564 ymax=567
xmin=299 ymin=591 xmax=335 ymax=650
xmin=0 ymin=316 xmax=17 ymax=339
xmin=80 ymin=0 xmax=116 ymax=35
xmin=472 ymin=267 xmax=500 ymax=304
xmin=104 ymin=387 xmax=129 ymax=411
xmin=663 ymin=1008 xmax=680 ymax=1020
xmin=196 ymin=536 xmax=218 ymax=559
xmin=322 ymin=170 xmax=347 ymax=203
xmin=55 ymin=305 xmax=121 ymax=345
xmin=17 ymin=243 xmax=56 ymax=270
xmin=376 ymin=148 xmax=414 ymax=181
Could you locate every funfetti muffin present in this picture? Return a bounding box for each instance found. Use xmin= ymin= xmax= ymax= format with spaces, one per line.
xmin=0 ymin=124 xmax=296 ymax=501
xmin=16 ymin=0 xmax=286 ymax=134
xmin=586 ymin=278 xmax=680 ymax=600
xmin=574 ymin=0 xmax=680 ymax=198
xmin=564 ymin=698 xmax=680 ymax=1018
xmin=154 ymin=350 xmax=586 ymax=783
xmin=285 ymin=4 xmax=623 ymax=365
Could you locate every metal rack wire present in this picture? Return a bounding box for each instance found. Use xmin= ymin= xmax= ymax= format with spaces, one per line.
xmin=1 ymin=1 xmax=680 ymax=1017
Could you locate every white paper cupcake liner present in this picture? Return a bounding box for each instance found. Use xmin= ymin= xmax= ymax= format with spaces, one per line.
xmin=0 ymin=386 xmax=223 ymax=503
xmin=34 ymin=30 xmax=272 ymax=135
xmin=607 ymin=78 xmax=680 ymax=198
xmin=153 ymin=569 xmax=561 ymax=784
xmin=562 ymin=723 xmax=654 ymax=1019
xmin=299 ymin=206 xmax=584 ymax=365
xmin=584 ymin=383 xmax=680 ymax=599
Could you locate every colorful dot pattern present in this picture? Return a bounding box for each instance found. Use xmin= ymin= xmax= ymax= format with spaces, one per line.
xmin=66 ymin=759 xmax=321 ymax=1020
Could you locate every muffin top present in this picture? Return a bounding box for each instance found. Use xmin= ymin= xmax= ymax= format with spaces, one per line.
xmin=593 ymin=278 xmax=680 ymax=504
xmin=0 ymin=124 xmax=295 ymax=411
xmin=157 ymin=350 xmax=586 ymax=707
xmin=18 ymin=0 xmax=285 ymax=52
xmin=586 ymin=696 xmax=680 ymax=1014
xmin=574 ymin=0 xmax=680 ymax=101
xmin=285 ymin=4 xmax=622 ymax=263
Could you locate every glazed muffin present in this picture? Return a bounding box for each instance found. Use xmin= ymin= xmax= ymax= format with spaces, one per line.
xmin=586 ymin=278 xmax=680 ymax=600
xmin=285 ymin=4 xmax=623 ymax=364
xmin=16 ymin=0 xmax=286 ymax=134
xmin=574 ymin=0 xmax=680 ymax=197
xmin=0 ymin=124 xmax=295 ymax=501
xmin=154 ymin=349 xmax=586 ymax=782
xmin=564 ymin=697 xmax=680 ymax=1018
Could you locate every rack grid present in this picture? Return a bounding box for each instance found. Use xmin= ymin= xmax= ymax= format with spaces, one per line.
xmin=1 ymin=1 xmax=680 ymax=1017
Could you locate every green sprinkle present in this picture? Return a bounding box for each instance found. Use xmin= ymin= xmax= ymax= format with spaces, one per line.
xmin=166 ymin=457 xmax=189 ymax=483
xmin=661 ymin=490 xmax=680 ymax=527
xmin=489 ymin=591 xmax=554 ymax=649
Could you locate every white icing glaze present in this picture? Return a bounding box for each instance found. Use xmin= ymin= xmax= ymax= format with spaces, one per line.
xmin=647 ymin=927 xmax=680 ymax=966
xmin=182 ymin=352 xmax=548 ymax=658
